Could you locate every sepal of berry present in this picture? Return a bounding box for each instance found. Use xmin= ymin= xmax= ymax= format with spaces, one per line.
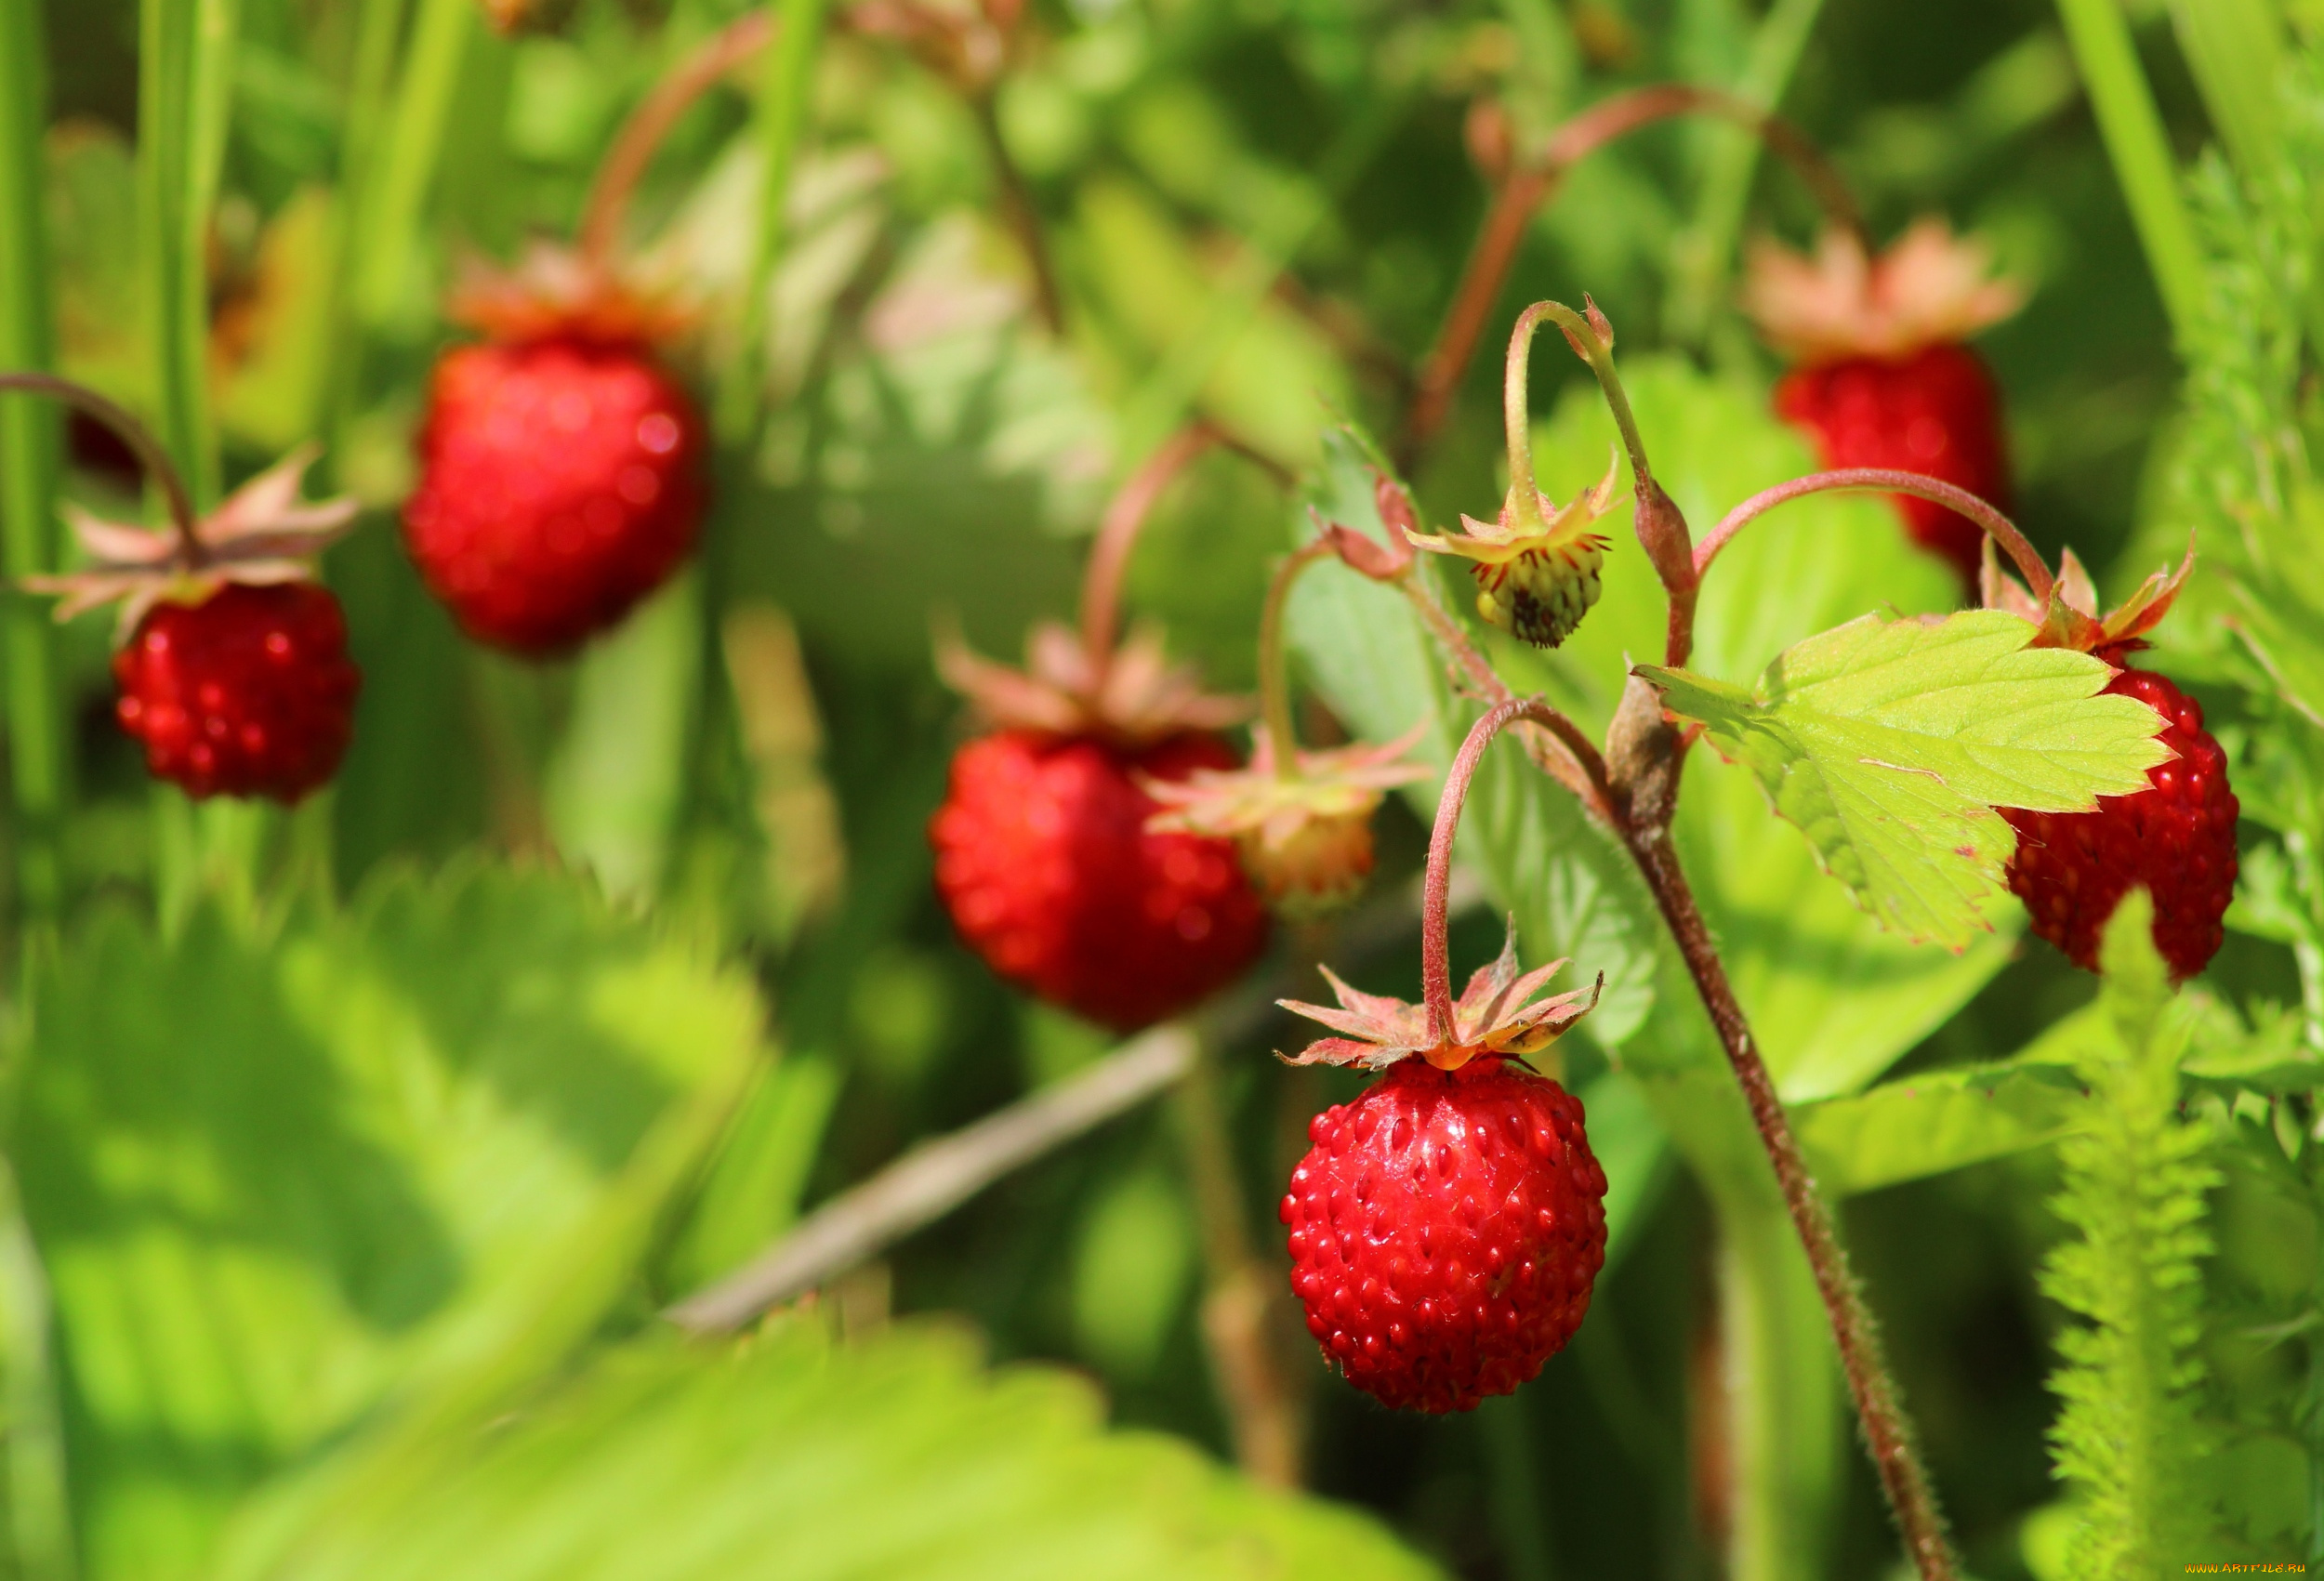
xmin=1743 ymin=218 xmax=2025 ymax=363
xmin=936 ymin=617 xmax=1250 ymax=746
xmin=447 ymin=243 xmax=696 ymax=349
xmin=1142 ymin=725 xmax=1430 ymax=919
xmin=1981 ymin=534 xmax=2195 ymax=657
xmin=22 ymin=445 xmax=357 ymax=638
xmin=1406 ymin=451 xmax=1619 ymax=649
xmin=1278 ymin=921 xmax=1601 ymax=1072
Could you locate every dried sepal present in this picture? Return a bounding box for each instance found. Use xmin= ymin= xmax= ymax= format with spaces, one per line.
xmin=23 ymin=446 xmax=357 ymax=637
xmin=936 ymin=616 xmax=1251 ymax=744
xmin=1743 ymin=217 xmax=2026 ymax=364
xmin=1278 ymin=920 xmax=1602 ymax=1072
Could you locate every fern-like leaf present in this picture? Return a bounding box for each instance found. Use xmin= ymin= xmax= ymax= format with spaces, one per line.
xmin=2039 ymin=891 xmax=2221 ymax=1574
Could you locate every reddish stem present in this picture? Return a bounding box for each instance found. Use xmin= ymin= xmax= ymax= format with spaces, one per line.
xmin=1693 ymin=468 xmax=2052 ymax=604
xmin=1403 ymin=83 xmax=1862 ymax=465
xmin=1256 ymin=536 xmax=1338 ymax=776
xmin=579 ymin=11 xmax=779 ymax=269
xmin=0 ymin=372 xmax=202 ymax=569
xmin=1077 ymin=424 xmax=1221 ymax=674
xmin=1420 ymin=694 xmax=1561 ymax=1044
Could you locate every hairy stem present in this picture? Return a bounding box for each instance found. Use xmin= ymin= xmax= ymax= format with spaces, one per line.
xmin=1622 ymin=826 xmax=1956 ymax=1579
xmin=1403 ymin=81 xmax=1860 ymax=465
xmin=1256 ymin=538 xmax=1336 ymax=777
xmin=580 ymin=9 xmax=777 ymax=267
xmin=1693 ymin=468 xmax=2052 ymax=603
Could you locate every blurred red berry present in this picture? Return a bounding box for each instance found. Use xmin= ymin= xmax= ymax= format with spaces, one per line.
xmin=1281 ymin=1054 xmax=1606 ymax=1414
xmin=931 ymin=729 xmax=1269 ymax=1033
xmin=114 ymin=582 xmax=361 ymax=803
xmin=404 ymin=337 xmax=706 ymax=655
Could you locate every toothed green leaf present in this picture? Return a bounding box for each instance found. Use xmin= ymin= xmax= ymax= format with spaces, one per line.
xmin=1638 ymin=611 xmax=2172 ymax=949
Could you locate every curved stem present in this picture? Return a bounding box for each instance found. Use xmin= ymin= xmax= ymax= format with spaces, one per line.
xmin=1532 ymin=298 xmax=1656 ymax=504
xmin=1694 ymin=468 xmax=2051 ymax=604
xmin=1403 ymin=82 xmax=1861 ymax=464
xmin=1421 ymin=694 xmax=1561 ymax=1043
xmin=580 ymin=9 xmax=776 ymax=268
xmin=1500 ymin=306 xmax=1558 ymax=531
xmin=0 ymin=372 xmax=201 ymax=566
xmin=966 ymin=86 xmax=1065 ymax=336
xmin=1078 ymin=423 xmax=1221 ymax=671
xmin=1256 ymin=537 xmax=1336 ymax=777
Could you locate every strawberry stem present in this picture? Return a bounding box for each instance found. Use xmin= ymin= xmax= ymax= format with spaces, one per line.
xmin=1255 ymin=537 xmax=1337 ymax=780
xmin=1694 ymin=468 xmax=2053 ymax=604
xmin=0 ymin=373 xmax=203 ymax=568
xmin=579 ymin=9 xmax=777 ymax=270
xmin=1403 ymin=82 xmax=1862 ymax=468
xmin=1421 ymin=694 xmax=1563 ymax=1045
xmin=1499 ymin=306 xmax=1557 ymax=534
xmin=1078 ymin=423 xmax=1222 ymax=679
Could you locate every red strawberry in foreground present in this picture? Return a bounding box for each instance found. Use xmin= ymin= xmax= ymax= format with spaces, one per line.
xmin=25 ymin=443 xmax=364 ymax=804
xmin=1987 ymin=546 xmax=2238 ymax=981
xmin=932 ymin=623 xmax=1270 ymax=1032
xmin=116 ymin=583 xmax=359 ymax=801
xmin=1745 ymin=219 xmax=2025 ymax=586
xmin=403 ymin=250 xmax=707 ymax=656
xmin=1277 ymin=931 xmax=1604 ymax=1412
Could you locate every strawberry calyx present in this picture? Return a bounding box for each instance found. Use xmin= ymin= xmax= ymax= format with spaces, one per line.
xmin=935 ymin=617 xmax=1249 ymax=747
xmin=1743 ymin=217 xmax=2025 ymax=365
xmin=1277 ymin=919 xmax=1602 ymax=1073
xmin=1979 ymin=534 xmax=2196 ymax=658
xmin=1142 ymin=724 xmax=1431 ymax=918
xmin=23 ymin=445 xmax=357 ymax=640
xmin=1406 ymin=449 xmax=1622 ymax=649
xmin=447 ymin=243 xmax=696 ymax=350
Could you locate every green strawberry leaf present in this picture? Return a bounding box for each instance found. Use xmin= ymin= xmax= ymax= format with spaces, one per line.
xmin=1637 ymin=611 xmax=2172 ymax=950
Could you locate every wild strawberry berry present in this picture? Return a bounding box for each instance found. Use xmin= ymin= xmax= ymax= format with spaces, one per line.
xmin=931 ymin=728 xmax=1269 ymax=1032
xmin=2003 ymin=664 xmax=2237 ymax=981
xmin=1281 ymin=1055 xmax=1606 ymax=1413
xmin=113 ymin=583 xmax=361 ymax=803
xmin=1774 ymin=342 xmax=2007 ymax=583
xmin=404 ymin=336 xmax=706 ymax=655
xmin=1745 ymin=219 xmax=2027 ymax=586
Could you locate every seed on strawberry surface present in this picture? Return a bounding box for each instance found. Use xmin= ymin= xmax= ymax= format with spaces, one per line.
xmin=114 ymin=582 xmax=361 ymax=803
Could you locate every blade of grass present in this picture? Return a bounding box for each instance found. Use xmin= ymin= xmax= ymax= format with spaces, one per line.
xmin=352 ymin=0 xmax=473 ymax=330
xmin=314 ymin=0 xmax=411 ymax=473
xmin=1665 ymin=0 xmax=1828 ymax=350
xmin=0 ymin=0 xmax=66 ymax=926
xmin=2054 ymin=0 xmax=2206 ymax=349
xmin=717 ymin=0 xmax=831 ymax=442
xmin=2166 ymin=0 xmax=2284 ymax=187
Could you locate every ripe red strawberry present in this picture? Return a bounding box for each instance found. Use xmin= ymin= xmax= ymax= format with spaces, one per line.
xmin=114 ymin=582 xmax=360 ymax=803
xmin=2004 ymin=663 xmax=2237 ymax=981
xmin=1984 ymin=546 xmax=2238 ymax=980
xmin=1745 ymin=219 xmax=2026 ymax=586
xmin=1275 ymin=930 xmax=1604 ymax=1412
xmin=931 ymin=727 xmax=1268 ymax=1032
xmin=404 ymin=336 xmax=706 ymax=654
xmin=1282 ymin=1056 xmax=1605 ymax=1413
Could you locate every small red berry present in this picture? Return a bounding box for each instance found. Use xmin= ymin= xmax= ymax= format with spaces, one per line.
xmin=403 ymin=337 xmax=706 ymax=655
xmin=113 ymin=582 xmax=361 ymax=803
xmin=2003 ymin=665 xmax=2238 ymax=981
xmin=1775 ymin=342 xmax=2008 ymax=585
xmin=931 ymin=729 xmax=1269 ymax=1033
xmin=1281 ymin=1055 xmax=1607 ymax=1414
